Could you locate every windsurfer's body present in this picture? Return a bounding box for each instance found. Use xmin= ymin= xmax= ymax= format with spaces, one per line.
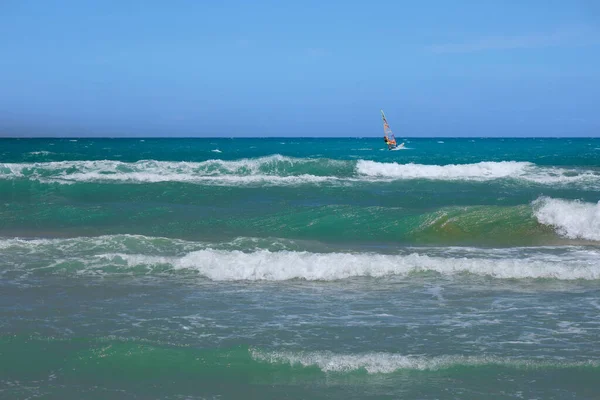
xmin=384 ymin=136 xmax=396 ymax=150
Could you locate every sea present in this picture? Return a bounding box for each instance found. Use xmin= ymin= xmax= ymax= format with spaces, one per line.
xmin=1 ymin=137 xmax=599 ymax=399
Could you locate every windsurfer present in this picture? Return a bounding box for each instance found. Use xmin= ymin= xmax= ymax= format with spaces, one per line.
xmin=384 ymin=136 xmax=396 ymax=150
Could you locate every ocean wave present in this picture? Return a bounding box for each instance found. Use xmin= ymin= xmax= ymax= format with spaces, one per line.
xmin=0 ymin=234 xmax=200 ymax=254
xmin=250 ymin=348 xmax=599 ymax=373
xmin=0 ymin=201 xmax=595 ymax=246
xmin=3 ymin=336 xmax=596 ymax=379
xmin=534 ymin=197 xmax=600 ymax=241
xmin=2 ymin=235 xmax=599 ymax=281
xmin=357 ymin=160 xmax=600 ymax=186
xmin=0 ymin=156 xmax=357 ymax=186
xmin=0 ymin=157 xmax=348 ymax=186
xmin=1 ymin=156 xmax=599 ymax=187
xmin=357 ymin=160 xmax=529 ymax=180
xmin=96 ymin=248 xmax=600 ymax=281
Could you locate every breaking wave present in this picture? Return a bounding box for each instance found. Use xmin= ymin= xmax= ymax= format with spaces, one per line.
xmin=2 ymin=336 xmax=597 ymax=379
xmin=2 ymin=235 xmax=599 ymax=281
xmin=1 ymin=156 xmax=599 ymax=187
xmin=250 ymin=349 xmax=600 ymax=373
xmin=88 ymin=248 xmax=600 ymax=281
xmin=534 ymin=197 xmax=600 ymax=241
xmin=0 ymin=156 xmax=351 ymax=186
xmin=356 ymin=160 xmax=600 ymax=186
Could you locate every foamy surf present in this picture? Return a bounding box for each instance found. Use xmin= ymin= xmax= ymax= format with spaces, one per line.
xmin=0 ymin=156 xmax=351 ymax=186
xmin=105 ymin=248 xmax=600 ymax=281
xmin=250 ymin=349 xmax=599 ymax=373
xmin=534 ymin=197 xmax=600 ymax=241
xmin=1 ymin=157 xmax=598 ymax=187
xmin=356 ymin=160 xmax=600 ymax=186
xmin=3 ymin=235 xmax=599 ymax=281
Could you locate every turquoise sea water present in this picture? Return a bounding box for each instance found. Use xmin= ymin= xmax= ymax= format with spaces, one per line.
xmin=1 ymin=137 xmax=600 ymax=399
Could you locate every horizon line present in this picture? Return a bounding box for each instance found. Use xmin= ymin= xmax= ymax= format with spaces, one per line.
xmin=1 ymin=136 xmax=599 ymax=139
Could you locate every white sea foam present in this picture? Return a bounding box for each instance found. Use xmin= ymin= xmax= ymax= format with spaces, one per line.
xmin=59 ymin=171 xmax=337 ymax=185
xmin=358 ymin=160 xmax=527 ymax=180
xmin=2 ymin=235 xmax=599 ymax=280
xmin=1 ymin=157 xmax=599 ymax=187
xmin=249 ymin=349 xmax=598 ymax=373
xmin=534 ymin=197 xmax=600 ymax=241
xmin=0 ymin=156 xmax=345 ymax=186
xmin=178 ymin=249 xmax=600 ymax=280
xmin=85 ymin=248 xmax=600 ymax=281
xmin=356 ymin=160 xmax=600 ymax=186
xmin=0 ymin=234 xmax=199 ymax=255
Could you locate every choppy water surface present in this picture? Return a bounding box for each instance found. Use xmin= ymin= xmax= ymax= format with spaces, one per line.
xmin=1 ymin=138 xmax=599 ymax=399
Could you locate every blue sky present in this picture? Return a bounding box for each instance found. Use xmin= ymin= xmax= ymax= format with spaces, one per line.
xmin=1 ymin=0 xmax=599 ymax=137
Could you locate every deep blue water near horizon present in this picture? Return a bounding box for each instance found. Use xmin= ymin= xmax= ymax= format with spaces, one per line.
xmin=1 ymin=137 xmax=600 ymax=399
xmin=4 ymin=137 xmax=600 ymax=165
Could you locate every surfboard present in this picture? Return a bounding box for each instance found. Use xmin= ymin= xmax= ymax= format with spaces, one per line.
xmin=390 ymin=143 xmax=406 ymax=151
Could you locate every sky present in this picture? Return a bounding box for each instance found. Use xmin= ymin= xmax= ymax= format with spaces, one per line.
xmin=1 ymin=0 xmax=600 ymax=137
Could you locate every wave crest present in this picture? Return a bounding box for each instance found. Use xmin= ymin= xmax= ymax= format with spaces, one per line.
xmin=357 ymin=160 xmax=530 ymax=180
xmin=1 ymin=156 xmax=599 ymax=187
xmin=3 ymin=235 xmax=598 ymax=281
xmin=124 ymin=248 xmax=600 ymax=281
xmin=0 ymin=155 xmax=351 ymax=186
xmin=250 ymin=349 xmax=599 ymax=373
xmin=357 ymin=160 xmax=600 ymax=186
xmin=534 ymin=197 xmax=600 ymax=241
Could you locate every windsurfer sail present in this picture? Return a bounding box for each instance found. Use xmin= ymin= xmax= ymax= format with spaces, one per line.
xmin=381 ymin=110 xmax=402 ymax=150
